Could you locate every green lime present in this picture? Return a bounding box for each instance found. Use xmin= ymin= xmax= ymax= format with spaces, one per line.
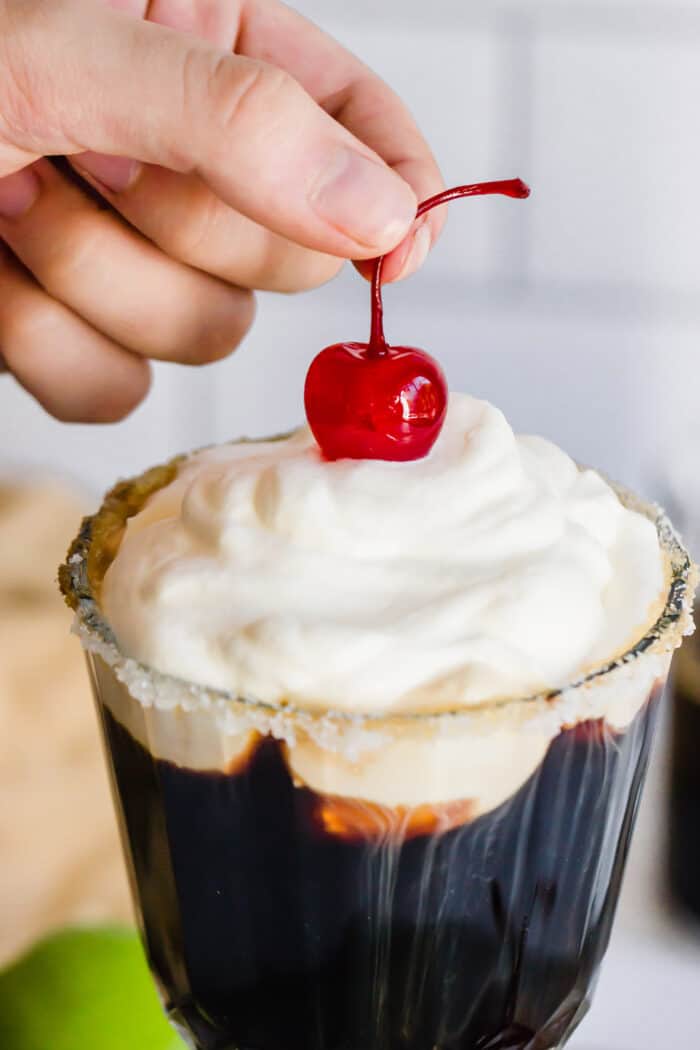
xmin=0 ymin=925 xmax=185 ymax=1050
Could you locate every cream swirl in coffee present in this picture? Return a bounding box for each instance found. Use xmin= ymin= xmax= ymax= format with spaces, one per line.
xmin=101 ymin=393 xmax=665 ymax=713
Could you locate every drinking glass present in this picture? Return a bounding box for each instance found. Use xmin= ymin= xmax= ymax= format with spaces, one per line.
xmin=663 ymin=458 xmax=700 ymax=919
xmin=60 ymin=480 xmax=695 ymax=1050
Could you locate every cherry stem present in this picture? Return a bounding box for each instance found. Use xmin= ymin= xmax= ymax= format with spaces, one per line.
xmin=368 ymin=178 xmax=531 ymax=354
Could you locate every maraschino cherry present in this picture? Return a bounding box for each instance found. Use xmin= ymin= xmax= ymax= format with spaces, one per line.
xmin=304 ymin=179 xmax=530 ymax=462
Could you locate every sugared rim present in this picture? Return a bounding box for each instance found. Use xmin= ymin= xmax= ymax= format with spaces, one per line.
xmin=59 ymin=452 xmax=697 ymax=728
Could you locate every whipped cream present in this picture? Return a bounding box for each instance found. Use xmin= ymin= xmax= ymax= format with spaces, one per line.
xmin=101 ymin=394 xmax=666 ymax=714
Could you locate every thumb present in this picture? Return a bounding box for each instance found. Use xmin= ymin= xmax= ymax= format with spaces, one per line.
xmin=0 ymin=0 xmax=417 ymax=256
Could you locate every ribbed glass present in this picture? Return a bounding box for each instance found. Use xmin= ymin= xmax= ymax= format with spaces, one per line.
xmin=61 ymin=478 xmax=695 ymax=1050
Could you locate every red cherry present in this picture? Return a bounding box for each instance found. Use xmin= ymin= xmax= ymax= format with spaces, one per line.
xmin=304 ymin=342 xmax=447 ymax=462
xmin=305 ymin=179 xmax=530 ymax=462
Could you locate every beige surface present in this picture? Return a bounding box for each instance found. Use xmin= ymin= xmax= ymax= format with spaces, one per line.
xmin=0 ymin=481 xmax=131 ymax=968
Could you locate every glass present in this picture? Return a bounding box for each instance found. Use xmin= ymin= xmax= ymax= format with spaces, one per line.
xmin=664 ymin=456 xmax=700 ymax=921
xmin=669 ymin=602 xmax=700 ymax=920
xmin=61 ymin=482 xmax=694 ymax=1050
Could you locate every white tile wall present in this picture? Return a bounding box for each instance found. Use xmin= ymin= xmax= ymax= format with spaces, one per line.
xmin=318 ymin=23 xmax=519 ymax=286
xmin=1 ymin=361 xmax=215 ymax=499
xmin=529 ymin=32 xmax=700 ymax=295
xmin=301 ymin=5 xmax=536 ymax=288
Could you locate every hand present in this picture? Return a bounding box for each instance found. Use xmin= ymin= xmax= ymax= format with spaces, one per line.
xmin=0 ymin=0 xmax=443 ymax=423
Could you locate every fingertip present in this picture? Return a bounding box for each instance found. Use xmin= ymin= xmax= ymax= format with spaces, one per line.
xmin=309 ymin=149 xmax=417 ymax=257
xmin=85 ymin=356 xmax=152 ymax=423
xmin=21 ymin=352 xmax=151 ymax=425
xmin=352 ymin=216 xmax=433 ymax=286
xmin=182 ymin=289 xmax=256 ymax=366
xmin=391 ymin=221 xmax=432 ymax=283
xmin=274 ymin=253 xmax=344 ymax=294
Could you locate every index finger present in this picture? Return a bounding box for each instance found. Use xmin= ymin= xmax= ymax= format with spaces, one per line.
xmin=236 ymin=0 xmax=445 ymax=281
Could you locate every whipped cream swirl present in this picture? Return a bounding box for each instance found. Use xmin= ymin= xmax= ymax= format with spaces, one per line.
xmin=102 ymin=394 xmax=665 ymax=713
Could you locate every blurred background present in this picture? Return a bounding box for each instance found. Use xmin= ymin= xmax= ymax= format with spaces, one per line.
xmin=1 ymin=2 xmax=699 ymax=1048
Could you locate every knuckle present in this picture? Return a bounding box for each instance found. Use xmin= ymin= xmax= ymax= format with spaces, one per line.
xmin=184 ymin=50 xmax=294 ymax=153
xmin=1 ymin=293 xmax=55 ymax=349
xmin=166 ymin=191 xmax=223 ymax=267
xmin=211 ymin=59 xmax=291 ymax=136
xmin=40 ymin=215 xmax=108 ymax=291
xmin=234 ymin=64 xmax=293 ymax=136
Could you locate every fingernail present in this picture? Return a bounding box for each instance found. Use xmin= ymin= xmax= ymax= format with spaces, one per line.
xmin=72 ymin=152 xmax=142 ymax=193
xmin=0 ymin=169 xmax=40 ymax=219
xmin=311 ymin=150 xmax=416 ymax=251
xmin=397 ymin=222 xmax=432 ymax=280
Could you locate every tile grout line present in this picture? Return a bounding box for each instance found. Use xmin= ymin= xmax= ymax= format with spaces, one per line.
xmin=317 ymin=2 xmax=700 ymax=42
xmin=492 ymin=11 xmax=536 ymax=294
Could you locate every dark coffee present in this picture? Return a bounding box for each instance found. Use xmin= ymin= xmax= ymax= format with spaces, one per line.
xmin=98 ymin=690 xmax=661 ymax=1050
xmin=669 ymin=614 xmax=700 ymax=920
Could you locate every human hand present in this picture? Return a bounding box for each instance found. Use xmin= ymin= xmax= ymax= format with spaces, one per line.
xmin=0 ymin=0 xmax=443 ymax=423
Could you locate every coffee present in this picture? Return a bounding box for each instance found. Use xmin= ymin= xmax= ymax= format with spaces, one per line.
xmin=669 ymin=607 xmax=700 ymax=920
xmin=98 ymin=687 xmax=661 ymax=1050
